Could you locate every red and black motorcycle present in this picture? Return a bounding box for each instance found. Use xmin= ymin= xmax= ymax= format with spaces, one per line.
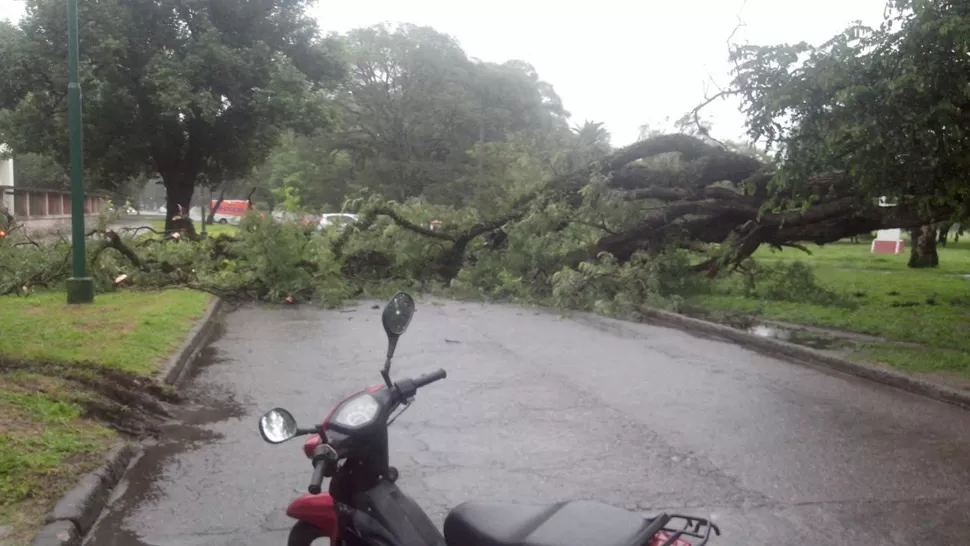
xmin=258 ymin=292 xmax=721 ymax=546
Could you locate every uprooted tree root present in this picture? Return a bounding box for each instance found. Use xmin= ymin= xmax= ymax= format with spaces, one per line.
xmin=0 ymin=356 xmax=180 ymax=437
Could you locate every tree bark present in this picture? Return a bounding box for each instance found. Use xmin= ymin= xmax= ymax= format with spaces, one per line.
xmin=206 ymin=187 xmax=226 ymax=225
xmin=908 ymin=225 xmax=939 ymax=268
xmin=163 ymin=178 xmax=197 ymax=236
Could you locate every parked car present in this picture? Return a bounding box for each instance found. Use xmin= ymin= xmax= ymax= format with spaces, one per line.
xmin=317 ymin=213 xmax=359 ymax=231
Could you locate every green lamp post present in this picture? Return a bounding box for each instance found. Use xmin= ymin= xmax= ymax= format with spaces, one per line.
xmin=65 ymin=0 xmax=94 ymax=304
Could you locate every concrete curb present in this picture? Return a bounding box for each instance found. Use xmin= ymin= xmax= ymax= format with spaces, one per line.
xmin=32 ymin=443 xmax=140 ymax=546
xmin=30 ymin=295 xmax=224 ymax=546
xmin=638 ymin=306 xmax=970 ymax=411
xmin=163 ymin=296 xmax=224 ymax=386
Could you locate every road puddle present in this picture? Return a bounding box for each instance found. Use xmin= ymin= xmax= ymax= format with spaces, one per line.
xmin=84 ymin=334 xmax=247 ymax=546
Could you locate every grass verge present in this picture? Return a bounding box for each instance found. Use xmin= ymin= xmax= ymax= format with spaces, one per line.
xmin=147 ymin=218 xmax=238 ymax=237
xmin=688 ymin=239 xmax=970 ymax=382
xmin=0 ymin=289 xmax=211 ymax=544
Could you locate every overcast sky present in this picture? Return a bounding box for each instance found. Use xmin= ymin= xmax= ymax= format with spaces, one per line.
xmin=0 ymin=0 xmax=888 ymax=146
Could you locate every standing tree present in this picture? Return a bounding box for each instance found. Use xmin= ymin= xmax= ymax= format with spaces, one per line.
xmin=10 ymin=152 xmax=67 ymax=189
xmin=0 ymin=0 xmax=345 ymax=232
xmin=332 ymin=23 xmax=571 ymax=206
xmin=729 ymin=0 xmax=970 ymax=267
xmin=251 ymin=130 xmax=356 ymax=213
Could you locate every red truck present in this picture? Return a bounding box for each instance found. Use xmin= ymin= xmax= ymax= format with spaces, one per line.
xmin=210 ymin=199 xmax=252 ymax=224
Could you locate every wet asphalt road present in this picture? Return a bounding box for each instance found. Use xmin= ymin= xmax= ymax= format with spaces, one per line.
xmin=85 ymin=300 xmax=970 ymax=546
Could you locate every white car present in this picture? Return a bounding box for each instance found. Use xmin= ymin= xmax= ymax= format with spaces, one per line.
xmin=317 ymin=213 xmax=359 ymax=231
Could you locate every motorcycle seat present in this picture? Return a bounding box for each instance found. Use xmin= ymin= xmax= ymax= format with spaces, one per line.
xmin=443 ymin=500 xmax=655 ymax=546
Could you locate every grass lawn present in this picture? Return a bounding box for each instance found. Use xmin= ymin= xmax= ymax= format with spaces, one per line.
xmin=0 ymin=289 xmax=212 ymax=544
xmin=147 ymin=218 xmax=238 ymax=237
xmin=689 ymin=238 xmax=970 ymax=379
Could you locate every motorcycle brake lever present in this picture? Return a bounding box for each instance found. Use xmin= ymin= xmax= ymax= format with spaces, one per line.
xmin=387 ymin=400 xmax=413 ymax=427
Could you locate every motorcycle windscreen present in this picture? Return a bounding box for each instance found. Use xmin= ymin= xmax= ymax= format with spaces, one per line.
xmin=352 ymin=480 xmax=446 ymax=546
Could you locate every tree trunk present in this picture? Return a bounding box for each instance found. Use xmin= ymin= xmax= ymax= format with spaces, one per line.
xmin=907 ymin=225 xmax=939 ymax=268
xmin=163 ymin=178 xmax=197 ymax=236
xmin=206 ymin=187 xmax=226 ymax=225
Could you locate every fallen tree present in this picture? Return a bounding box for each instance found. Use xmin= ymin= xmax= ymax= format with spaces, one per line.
xmin=567 ymin=135 xmax=953 ymax=275
xmin=1 ymin=132 xmax=955 ymax=307
xmin=343 ymin=133 xmax=955 ymax=282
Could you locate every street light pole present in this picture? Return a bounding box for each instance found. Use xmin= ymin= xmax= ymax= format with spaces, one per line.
xmin=65 ymin=0 xmax=94 ymax=304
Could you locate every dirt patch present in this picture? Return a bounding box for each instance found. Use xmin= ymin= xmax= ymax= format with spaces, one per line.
xmin=0 ymin=356 xmax=179 ymax=436
xmin=1 ymin=355 xmax=183 ymax=542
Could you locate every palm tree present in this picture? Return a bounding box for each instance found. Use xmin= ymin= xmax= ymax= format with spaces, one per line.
xmin=566 ymin=120 xmax=612 ymax=170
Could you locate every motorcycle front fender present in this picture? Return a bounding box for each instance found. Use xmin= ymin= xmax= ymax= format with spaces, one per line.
xmin=286 ymin=492 xmax=341 ymax=539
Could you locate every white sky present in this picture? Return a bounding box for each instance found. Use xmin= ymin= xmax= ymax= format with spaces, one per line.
xmin=0 ymin=0 xmax=888 ymax=146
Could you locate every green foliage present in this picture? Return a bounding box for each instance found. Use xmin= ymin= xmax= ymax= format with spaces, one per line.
xmin=0 ymin=239 xmax=72 ymax=296
xmin=333 ymin=23 xmax=572 ymax=204
xmin=135 ymin=213 xmax=353 ymax=303
xmin=454 ymin=202 xmax=592 ymax=298
xmin=253 ymin=131 xmax=355 ymax=213
xmin=340 ymin=197 xmax=480 ymax=280
xmin=10 ymin=152 xmax=66 ymax=189
xmin=550 ymin=251 xmax=709 ymax=316
xmin=444 ymin=134 xmax=561 ymax=218
xmin=246 ymin=23 xmax=595 ymax=214
xmin=734 ymin=260 xmax=857 ymax=308
xmin=272 ymin=186 xmax=303 ymax=214
xmin=731 ymin=0 xmax=970 ymax=218
xmin=0 ymin=200 xmax=137 ymax=295
xmin=0 ymin=0 xmax=345 ymax=216
xmin=227 ymin=214 xmax=348 ymax=301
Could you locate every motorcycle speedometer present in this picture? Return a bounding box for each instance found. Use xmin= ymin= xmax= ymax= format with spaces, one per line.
xmin=331 ymin=393 xmax=380 ymax=428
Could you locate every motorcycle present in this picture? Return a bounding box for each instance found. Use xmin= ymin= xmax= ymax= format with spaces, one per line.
xmin=258 ymin=292 xmax=721 ymax=546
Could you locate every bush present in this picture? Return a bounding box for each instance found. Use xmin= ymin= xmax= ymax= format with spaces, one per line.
xmin=735 ymin=260 xmax=857 ymax=308
xmin=550 ymin=250 xmax=711 ymax=317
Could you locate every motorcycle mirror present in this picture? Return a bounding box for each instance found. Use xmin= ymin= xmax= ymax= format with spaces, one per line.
xmin=380 ymin=292 xmax=415 ymax=386
xmin=258 ymin=408 xmax=298 ymax=444
xmin=382 ymin=292 xmax=415 ymax=338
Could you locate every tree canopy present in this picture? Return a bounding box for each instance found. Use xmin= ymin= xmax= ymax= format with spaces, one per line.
xmin=720 ymin=0 xmax=968 ymax=265
xmin=311 ymin=23 xmax=576 ymax=206
xmin=0 ymin=0 xmax=345 ymax=230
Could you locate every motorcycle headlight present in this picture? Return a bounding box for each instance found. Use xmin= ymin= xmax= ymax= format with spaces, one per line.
xmin=331 ymin=393 xmax=380 ymax=428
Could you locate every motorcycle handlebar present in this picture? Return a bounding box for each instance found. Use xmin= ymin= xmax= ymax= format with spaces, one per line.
xmin=394 ymin=369 xmax=447 ymax=400
xmin=413 ymin=368 xmax=447 ymax=389
xmin=308 ymin=460 xmax=326 ymax=494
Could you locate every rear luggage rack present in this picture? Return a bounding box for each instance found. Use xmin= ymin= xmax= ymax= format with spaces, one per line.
xmin=645 ymin=513 xmax=720 ymax=546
